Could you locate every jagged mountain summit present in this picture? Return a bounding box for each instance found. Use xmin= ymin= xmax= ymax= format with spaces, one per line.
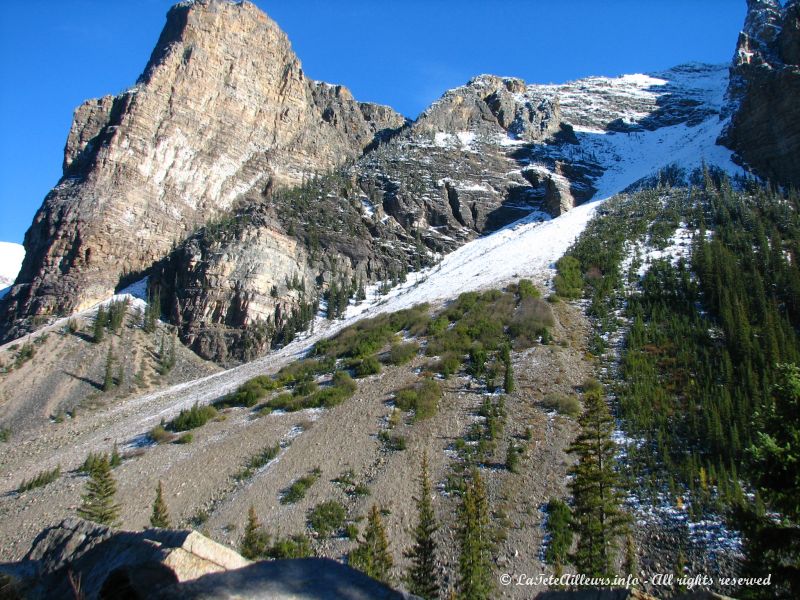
xmin=0 ymin=0 xmax=404 ymax=342
xmin=0 ymin=0 xmax=793 ymax=358
xmin=721 ymin=0 xmax=800 ymax=185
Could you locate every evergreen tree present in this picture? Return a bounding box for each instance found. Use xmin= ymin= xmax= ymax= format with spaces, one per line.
xmin=240 ymin=505 xmax=268 ymax=559
xmin=94 ymin=306 xmax=107 ymax=343
xmin=109 ymin=442 xmax=122 ymax=468
xmin=457 ymin=469 xmax=493 ymax=600
xmin=567 ymin=388 xmax=628 ymax=578
xmin=143 ymin=290 xmax=160 ymax=333
xmin=623 ymin=533 xmax=637 ymax=577
xmin=405 ymin=453 xmax=440 ymax=599
xmin=149 ymin=480 xmax=171 ymax=528
xmin=77 ymin=455 xmax=121 ymax=527
xmin=103 ymin=346 xmax=115 ymax=392
xmin=350 ymin=504 xmax=394 ymax=584
xmin=505 ymin=441 xmax=520 ymax=473
xmin=544 ymin=498 xmax=573 ymax=577
xmin=740 ymin=364 xmax=800 ymax=598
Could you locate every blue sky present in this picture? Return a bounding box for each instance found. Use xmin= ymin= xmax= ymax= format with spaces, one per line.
xmin=0 ymin=0 xmax=745 ymax=244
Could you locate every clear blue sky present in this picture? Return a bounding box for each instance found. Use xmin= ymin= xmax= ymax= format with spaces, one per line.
xmin=0 ymin=0 xmax=746 ymax=245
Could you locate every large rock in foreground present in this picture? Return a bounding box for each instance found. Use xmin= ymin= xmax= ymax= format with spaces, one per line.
xmin=0 ymin=518 xmax=414 ymax=600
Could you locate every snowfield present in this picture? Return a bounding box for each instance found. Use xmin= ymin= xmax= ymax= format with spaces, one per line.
xmin=0 ymin=241 xmax=25 ymax=298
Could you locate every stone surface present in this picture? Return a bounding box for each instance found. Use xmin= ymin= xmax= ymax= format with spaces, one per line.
xmin=0 ymin=518 xmax=415 ymax=600
xmin=0 ymin=517 xmax=248 ymax=599
xmin=720 ymin=0 xmax=800 ymax=187
xmin=0 ymin=0 xmax=404 ymax=343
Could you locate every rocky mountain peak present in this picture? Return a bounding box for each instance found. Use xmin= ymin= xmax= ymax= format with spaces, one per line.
xmin=414 ymin=74 xmax=562 ymax=143
xmin=721 ymin=0 xmax=800 ymax=187
xmin=0 ymin=0 xmax=404 ymax=343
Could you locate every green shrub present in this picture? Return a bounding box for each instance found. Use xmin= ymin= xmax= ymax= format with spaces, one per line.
xmin=387 ymin=341 xmax=419 ymax=365
xmin=332 ymin=370 xmax=357 ymax=393
xmin=415 ymin=378 xmax=442 ymax=420
xmin=554 ymin=255 xmax=583 ymax=298
xmin=517 ymin=279 xmax=541 ymax=300
xmin=378 ymin=430 xmax=407 ymax=451
xmin=544 ymin=498 xmax=573 ymax=566
xmin=541 ymin=393 xmax=582 ymax=418
xmin=149 ymin=424 xmax=175 ymax=444
xmin=441 ymin=352 xmax=463 ymax=378
xmin=353 ymin=483 xmax=371 ymax=497
xmin=509 ymin=296 xmax=555 ymax=347
xmin=270 ymin=392 xmax=299 ymax=411
xmin=18 ymin=466 xmax=61 ymax=492
xmin=218 ymin=376 xmax=276 ymax=408
xmin=395 ymin=378 xmax=442 ymax=420
xmin=175 ymin=433 xmax=193 ymax=444
xmin=235 ymin=443 xmax=281 ymax=481
xmin=293 ymin=379 xmax=319 ymax=397
xmin=308 ymin=500 xmax=346 ymax=537
xmin=168 ymin=403 xmax=218 ymax=431
xmin=354 ymin=355 xmax=381 ymax=378
xmin=282 ymin=468 xmax=321 ymax=504
xmin=275 ymin=358 xmax=335 ymax=386
xmin=268 ymin=534 xmax=313 ymax=559
xmin=394 ymin=388 xmax=418 ymax=412
xmin=346 ymin=523 xmax=360 ymax=539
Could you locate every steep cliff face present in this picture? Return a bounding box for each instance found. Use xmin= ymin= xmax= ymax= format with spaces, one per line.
xmin=0 ymin=0 xmax=404 ymax=342
xmin=721 ymin=0 xmax=800 ymax=187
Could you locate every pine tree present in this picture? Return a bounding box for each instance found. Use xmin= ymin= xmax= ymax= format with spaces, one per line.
xmin=109 ymin=442 xmax=122 ymax=468
xmin=350 ymin=504 xmax=394 ymax=584
xmin=501 ymin=346 xmax=514 ymax=393
xmin=505 ymin=441 xmax=520 ymax=473
xmin=405 ymin=453 xmax=440 ymax=599
xmin=143 ymin=290 xmax=160 ymax=333
xmin=150 ymin=480 xmax=171 ymax=528
xmin=94 ymin=306 xmax=107 ymax=343
xmin=457 ymin=469 xmax=493 ymax=600
xmin=623 ymin=533 xmax=637 ymax=577
xmin=240 ymin=505 xmax=268 ymax=560
xmin=77 ymin=455 xmax=121 ymax=527
xmin=103 ymin=346 xmax=115 ymax=392
xmin=567 ymin=388 xmax=628 ymax=578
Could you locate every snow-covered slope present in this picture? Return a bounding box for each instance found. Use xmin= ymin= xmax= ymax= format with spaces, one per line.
xmin=0 ymin=242 xmax=25 ymax=298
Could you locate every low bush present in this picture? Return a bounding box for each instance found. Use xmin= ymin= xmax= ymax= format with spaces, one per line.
xmin=235 ymin=443 xmax=281 ymax=481
xmin=175 ymin=433 xmax=193 ymax=444
xmin=282 ymin=468 xmax=321 ymax=504
xmin=308 ymin=500 xmax=346 ymax=537
xmin=268 ymin=534 xmax=313 ymax=559
xmin=541 ymin=393 xmax=582 ymax=418
xmin=378 ymin=430 xmax=407 ymax=451
xmin=517 ymin=278 xmax=541 ymax=300
xmin=18 ymin=466 xmax=61 ymax=492
xmin=394 ymin=378 xmax=442 ymax=420
xmin=354 ymin=355 xmax=381 ymax=378
xmin=149 ymin=424 xmax=175 ymax=444
xmin=168 ymin=403 xmax=218 ymax=431
xmin=217 ymin=376 xmax=277 ymax=408
xmin=387 ymin=341 xmax=419 ymax=365
xmin=508 ymin=296 xmax=555 ymax=347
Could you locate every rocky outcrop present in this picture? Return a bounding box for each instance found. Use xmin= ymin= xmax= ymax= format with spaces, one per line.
xmin=0 ymin=518 xmax=413 ymax=600
xmin=0 ymin=518 xmax=248 ymax=599
xmin=720 ymin=0 xmax=800 ymax=187
xmin=0 ymin=0 xmax=404 ymax=342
